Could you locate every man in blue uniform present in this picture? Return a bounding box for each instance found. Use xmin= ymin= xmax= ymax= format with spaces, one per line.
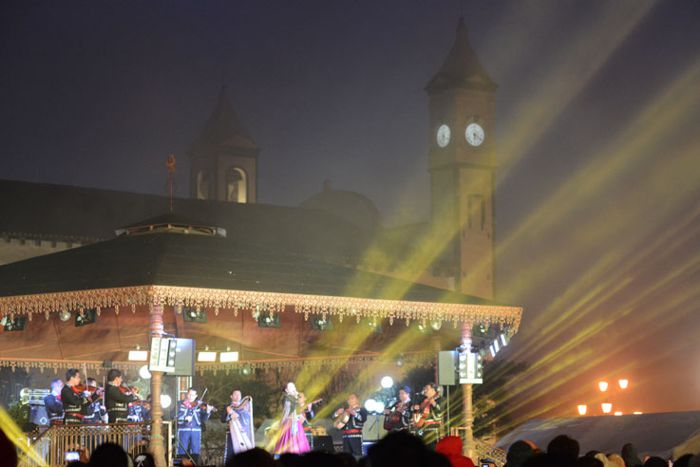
xmin=43 ymin=379 xmax=64 ymax=425
xmin=177 ymin=388 xmax=213 ymax=463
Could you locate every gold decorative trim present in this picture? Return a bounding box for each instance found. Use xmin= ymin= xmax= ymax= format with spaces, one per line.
xmin=0 ymin=352 xmax=434 ymax=375
xmin=0 ymin=285 xmax=522 ymax=331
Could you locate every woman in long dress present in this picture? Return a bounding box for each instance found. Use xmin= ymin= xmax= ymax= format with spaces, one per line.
xmin=273 ymin=382 xmax=310 ymax=455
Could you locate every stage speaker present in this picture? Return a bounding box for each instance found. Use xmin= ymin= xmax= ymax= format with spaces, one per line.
xmin=30 ymin=405 xmax=48 ymax=426
xmin=438 ymin=351 xmax=456 ymax=386
xmin=310 ymin=435 xmax=334 ymax=452
xmin=171 ymin=338 xmax=195 ymax=376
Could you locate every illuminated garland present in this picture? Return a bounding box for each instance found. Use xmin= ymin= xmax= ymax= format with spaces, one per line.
xmin=0 ymin=352 xmax=434 ymax=375
xmin=0 ymin=285 xmax=522 ymax=331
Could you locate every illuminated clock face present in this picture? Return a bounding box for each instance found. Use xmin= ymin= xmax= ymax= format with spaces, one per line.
xmin=465 ymin=123 xmax=485 ymax=147
xmin=436 ymin=124 xmax=451 ymax=148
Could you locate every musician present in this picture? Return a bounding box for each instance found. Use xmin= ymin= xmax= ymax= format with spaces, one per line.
xmin=105 ymin=369 xmax=139 ymax=423
xmin=61 ymin=368 xmax=90 ymax=425
xmin=297 ymin=393 xmax=316 ymax=425
xmin=177 ymin=388 xmax=213 ymax=462
xmin=297 ymin=392 xmax=317 ymax=446
xmin=44 ymin=379 xmax=64 ymax=425
xmin=412 ymin=383 xmax=444 ymax=449
xmin=333 ymin=393 xmax=368 ymax=459
xmin=83 ymin=377 xmax=106 ymax=423
xmin=383 ymin=385 xmax=412 ymax=432
xmin=221 ymin=389 xmax=254 ymax=464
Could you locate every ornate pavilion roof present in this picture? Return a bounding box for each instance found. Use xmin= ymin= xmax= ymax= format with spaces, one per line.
xmin=0 ymin=227 xmax=519 ymax=322
xmin=0 ymin=219 xmax=521 ymax=372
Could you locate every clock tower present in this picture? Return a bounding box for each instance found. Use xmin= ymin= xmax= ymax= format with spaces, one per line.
xmin=427 ymin=18 xmax=497 ymax=299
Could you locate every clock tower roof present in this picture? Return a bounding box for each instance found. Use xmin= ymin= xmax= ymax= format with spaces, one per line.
xmin=426 ymin=18 xmax=497 ymax=94
xmin=189 ymin=85 xmax=258 ymax=158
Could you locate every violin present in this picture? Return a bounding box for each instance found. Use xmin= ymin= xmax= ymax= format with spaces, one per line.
xmin=196 ymin=387 xmax=216 ymax=412
xmin=119 ymin=384 xmax=140 ymax=396
xmin=198 ymin=400 xmax=217 ymax=412
xmin=71 ymin=384 xmax=98 ymax=393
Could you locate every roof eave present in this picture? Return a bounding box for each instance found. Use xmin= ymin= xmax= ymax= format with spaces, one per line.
xmin=0 ymin=284 xmax=523 ymax=332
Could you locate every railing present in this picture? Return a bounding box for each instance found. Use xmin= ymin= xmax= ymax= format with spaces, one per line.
xmin=18 ymin=422 xmax=172 ymax=467
xmin=450 ymin=427 xmax=507 ymax=466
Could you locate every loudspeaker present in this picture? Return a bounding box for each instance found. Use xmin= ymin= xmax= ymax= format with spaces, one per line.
xmin=438 ymin=351 xmax=456 ymax=386
xmin=171 ymin=338 xmax=195 ymax=376
xmin=310 ymin=435 xmax=334 ymax=452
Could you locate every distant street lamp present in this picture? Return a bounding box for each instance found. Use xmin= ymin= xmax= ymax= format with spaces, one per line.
xmin=598 ymin=381 xmax=609 ymax=392
xmin=601 ymin=403 xmax=613 ymax=414
xmin=577 ymin=405 xmax=588 ymax=416
xmin=618 ymin=379 xmax=629 ymax=390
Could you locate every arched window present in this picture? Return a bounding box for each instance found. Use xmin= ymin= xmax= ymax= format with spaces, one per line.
xmin=226 ymin=167 xmax=247 ymax=203
xmin=196 ymin=170 xmax=210 ymax=200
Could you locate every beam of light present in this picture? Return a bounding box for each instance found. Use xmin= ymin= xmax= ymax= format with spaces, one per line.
xmin=479 ymin=210 xmax=699 ymax=419
xmin=0 ymin=406 xmax=47 ymax=466
xmin=478 ymin=78 xmax=700 ymax=409
xmin=512 ymin=200 xmax=700 ymax=361
xmin=495 ymin=59 xmax=700 ymax=276
xmin=512 ymin=201 xmax=700 ymax=361
xmin=488 ymin=278 xmax=700 ymax=431
xmin=496 ymin=0 xmax=658 ymax=181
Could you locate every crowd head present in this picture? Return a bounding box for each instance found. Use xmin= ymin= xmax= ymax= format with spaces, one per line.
xmin=2 ymin=425 xmax=698 ymax=467
xmin=506 ymin=436 xmax=698 ymax=467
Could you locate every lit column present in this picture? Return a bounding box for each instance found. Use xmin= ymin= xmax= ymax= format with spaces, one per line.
xmin=461 ymin=322 xmax=474 ymax=458
xmin=149 ymin=303 xmax=166 ymax=467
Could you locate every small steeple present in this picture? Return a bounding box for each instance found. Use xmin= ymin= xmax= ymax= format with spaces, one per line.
xmin=425 ymin=18 xmax=497 ymax=94
xmin=189 ymin=85 xmax=258 ymax=157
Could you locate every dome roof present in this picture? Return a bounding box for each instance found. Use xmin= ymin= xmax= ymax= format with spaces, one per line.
xmin=301 ymin=181 xmax=381 ymax=230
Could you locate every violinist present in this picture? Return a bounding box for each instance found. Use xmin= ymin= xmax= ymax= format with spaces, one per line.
xmin=333 ymin=393 xmax=368 ymax=459
xmin=177 ymin=388 xmax=214 ymax=462
xmin=105 ymin=369 xmax=139 ymax=423
xmin=83 ymin=377 xmax=106 ymax=423
xmin=61 ymin=368 xmax=90 ymax=425
xmin=411 ymin=382 xmax=444 ymax=449
xmin=44 ymin=379 xmax=64 ymax=425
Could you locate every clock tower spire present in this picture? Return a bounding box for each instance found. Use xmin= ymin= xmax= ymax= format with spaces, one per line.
xmin=427 ymin=18 xmax=496 ymax=299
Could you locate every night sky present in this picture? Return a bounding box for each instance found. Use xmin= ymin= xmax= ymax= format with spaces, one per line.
xmin=2 ymin=1 xmax=699 ymax=417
